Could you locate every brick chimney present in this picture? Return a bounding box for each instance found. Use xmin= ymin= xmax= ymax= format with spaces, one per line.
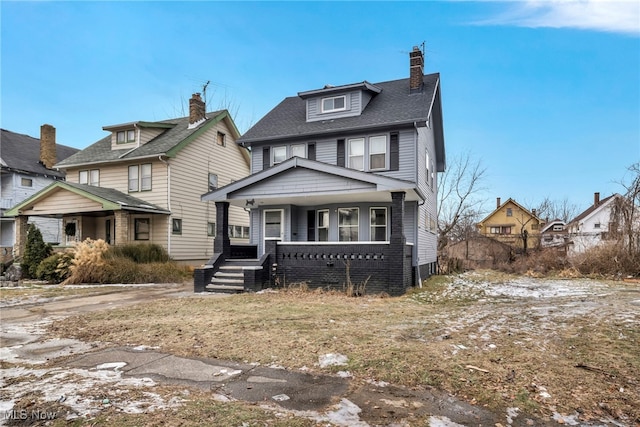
xmin=409 ymin=46 xmax=424 ymax=93
xmin=40 ymin=124 xmax=57 ymax=169
xmin=496 ymin=197 xmax=501 ymax=209
xmin=594 ymin=192 xmax=600 ymax=206
xmin=189 ymin=93 xmax=206 ymax=127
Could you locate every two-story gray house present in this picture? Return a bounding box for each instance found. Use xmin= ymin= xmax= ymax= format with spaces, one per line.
xmin=197 ymin=47 xmax=445 ymax=295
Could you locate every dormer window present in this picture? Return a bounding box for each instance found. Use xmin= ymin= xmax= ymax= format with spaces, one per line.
xmin=117 ymin=129 xmax=136 ymax=144
xmin=321 ymin=95 xmax=346 ymax=113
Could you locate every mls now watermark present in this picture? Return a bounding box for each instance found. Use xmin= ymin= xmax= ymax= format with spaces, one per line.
xmin=3 ymin=409 xmax=58 ymax=421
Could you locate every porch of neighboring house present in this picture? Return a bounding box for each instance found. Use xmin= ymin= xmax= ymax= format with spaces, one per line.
xmin=11 ymin=210 xmax=170 ymax=259
xmin=194 ymin=191 xmax=414 ymax=296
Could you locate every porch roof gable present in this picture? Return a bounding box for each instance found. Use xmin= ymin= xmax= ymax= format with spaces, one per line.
xmin=5 ymin=181 xmax=170 ymax=216
xmin=201 ymin=156 xmax=424 ymax=205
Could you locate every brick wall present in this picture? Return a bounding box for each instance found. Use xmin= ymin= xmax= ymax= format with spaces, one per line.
xmin=274 ymin=243 xmax=413 ymax=296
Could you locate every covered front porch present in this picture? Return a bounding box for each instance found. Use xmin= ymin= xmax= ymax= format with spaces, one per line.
xmin=196 ymin=157 xmax=422 ymax=295
xmin=6 ymin=182 xmax=170 ymax=258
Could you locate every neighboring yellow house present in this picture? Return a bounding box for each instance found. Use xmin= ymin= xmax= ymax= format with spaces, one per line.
xmin=477 ymin=198 xmax=544 ymax=252
xmin=6 ymin=94 xmax=251 ymax=266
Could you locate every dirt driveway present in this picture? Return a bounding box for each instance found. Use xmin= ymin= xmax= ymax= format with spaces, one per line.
xmin=1 ymin=275 xmax=638 ymax=426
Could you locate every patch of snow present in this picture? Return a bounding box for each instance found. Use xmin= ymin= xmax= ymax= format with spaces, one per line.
xmin=552 ymin=412 xmax=580 ymax=425
xmin=318 ymin=353 xmax=348 ymax=367
xmin=366 ymin=379 xmax=389 ymax=387
xmin=506 ymin=406 xmax=520 ymax=424
xmin=272 ymin=394 xmax=290 ymax=402
xmin=96 ymin=362 xmax=127 ymax=371
xmin=428 ymin=415 xmax=467 ymax=426
xmin=0 ymin=365 xmax=175 ymax=421
xmin=337 ymin=371 xmax=352 ymax=378
xmin=132 ymin=345 xmax=160 ymax=351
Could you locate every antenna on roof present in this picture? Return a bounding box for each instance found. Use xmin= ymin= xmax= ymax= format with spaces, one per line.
xmin=202 ymin=80 xmax=210 ymax=105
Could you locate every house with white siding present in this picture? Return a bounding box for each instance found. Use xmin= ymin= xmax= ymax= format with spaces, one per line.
xmin=566 ymin=192 xmax=624 ymax=255
xmin=197 ymin=47 xmax=446 ymax=295
xmin=1 ymin=126 xmax=79 ymax=264
xmin=6 ymin=94 xmax=250 ymax=265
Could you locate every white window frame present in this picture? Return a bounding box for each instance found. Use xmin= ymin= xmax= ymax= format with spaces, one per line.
xmin=348 ymin=138 xmax=365 ymax=171
xmin=321 ymin=95 xmax=346 ymax=113
xmin=291 ymin=144 xmax=306 ymax=159
xmin=272 ymin=146 xmax=287 ymax=165
xmin=317 ymin=209 xmax=329 ymax=242
xmin=338 ymin=207 xmax=359 ymax=242
xmin=128 ymin=165 xmax=139 ymax=192
xmin=89 ymin=169 xmax=99 ymax=186
xmin=370 ymin=207 xmax=387 ymax=241
xmin=369 ymin=135 xmax=387 ymax=171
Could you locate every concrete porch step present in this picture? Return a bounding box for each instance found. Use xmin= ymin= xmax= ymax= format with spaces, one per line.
xmin=205 ymin=284 xmax=245 ymax=293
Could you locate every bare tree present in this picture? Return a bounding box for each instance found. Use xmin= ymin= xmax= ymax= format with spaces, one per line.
xmin=537 ymin=196 xmax=579 ymax=223
xmin=437 ymin=152 xmax=487 ymax=251
xmin=614 ymin=162 xmax=640 ymax=255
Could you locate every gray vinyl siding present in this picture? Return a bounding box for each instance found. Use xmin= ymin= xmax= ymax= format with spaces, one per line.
xmin=376 ymin=129 xmax=416 ymax=182
xmin=314 ymin=138 xmax=337 ymax=165
xmin=232 ymin=168 xmax=377 ymax=199
xmin=251 ymin=148 xmax=263 ymax=174
xmin=416 ymin=126 xmax=438 ymax=268
xmin=2 ymin=172 xmax=64 ymax=245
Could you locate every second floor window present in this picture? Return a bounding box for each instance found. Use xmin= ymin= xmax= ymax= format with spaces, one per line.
xmin=217 ymin=132 xmax=226 ymax=147
xmin=506 ymin=208 xmax=513 ymax=217
xmin=79 ymin=169 xmax=100 ymax=186
xmin=20 ymin=177 xmax=33 ymax=187
xmin=369 ymin=136 xmax=387 ymax=170
xmin=348 ymin=138 xmax=365 ymax=170
xmin=128 ymin=163 xmax=152 ymax=192
xmin=347 ymin=135 xmax=388 ymax=171
xmin=273 ymin=146 xmax=287 ymax=165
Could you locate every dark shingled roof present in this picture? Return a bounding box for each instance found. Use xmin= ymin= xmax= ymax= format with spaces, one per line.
xmin=55 ymin=110 xmax=229 ymax=168
xmin=0 ymin=128 xmax=79 ymax=178
xmin=238 ymin=74 xmax=440 ymax=146
xmin=61 ymin=182 xmax=170 ymax=213
xmin=568 ymin=194 xmax=617 ymax=225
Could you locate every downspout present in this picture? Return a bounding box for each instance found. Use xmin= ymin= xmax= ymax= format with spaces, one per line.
xmin=159 ymin=155 xmax=171 ymax=254
xmin=414 ymin=121 xmax=423 ymax=287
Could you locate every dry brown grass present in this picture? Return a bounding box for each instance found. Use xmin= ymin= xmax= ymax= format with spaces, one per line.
xmin=49 ymin=276 xmax=640 ymax=424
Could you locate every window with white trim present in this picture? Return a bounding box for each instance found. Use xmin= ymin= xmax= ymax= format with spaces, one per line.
xmin=207 ymin=222 xmax=216 ymax=237
xmin=338 ymin=207 xmax=359 ymax=241
xmin=317 ymin=209 xmax=329 ymax=242
xmin=348 ymin=138 xmax=364 ymax=170
xmin=321 ymin=95 xmax=346 ymax=113
xmin=272 ymin=146 xmax=287 ymax=164
xmin=291 ymin=144 xmax=306 ymax=158
xmin=348 ymin=136 xmax=388 ymax=171
xmin=128 ymin=163 xmax=152 ymax=192
xmin=79 ymin=169 xmax=100 ymax=186
xmin=369 ymin=136 xmax=387 ymax=170
xmin=370 ymin=207 xmax=387 ymax=241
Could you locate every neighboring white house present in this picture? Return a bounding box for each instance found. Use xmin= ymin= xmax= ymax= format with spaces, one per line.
xmin=566 ymin=192 xmax=623 ymax=255
xmin=1 ymin=126 xmax=78 ymax=263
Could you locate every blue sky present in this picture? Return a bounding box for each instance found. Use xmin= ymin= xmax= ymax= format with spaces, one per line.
xmin=1 ymin=1 xmax=639 ymax=214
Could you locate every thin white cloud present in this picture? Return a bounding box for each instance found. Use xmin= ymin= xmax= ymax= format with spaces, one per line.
xmin=474 ymin=0 xmax=640 ymax=36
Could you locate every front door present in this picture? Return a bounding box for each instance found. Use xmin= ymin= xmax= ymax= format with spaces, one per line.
xmin=263 ymin=209 xmax=284 ymax=251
